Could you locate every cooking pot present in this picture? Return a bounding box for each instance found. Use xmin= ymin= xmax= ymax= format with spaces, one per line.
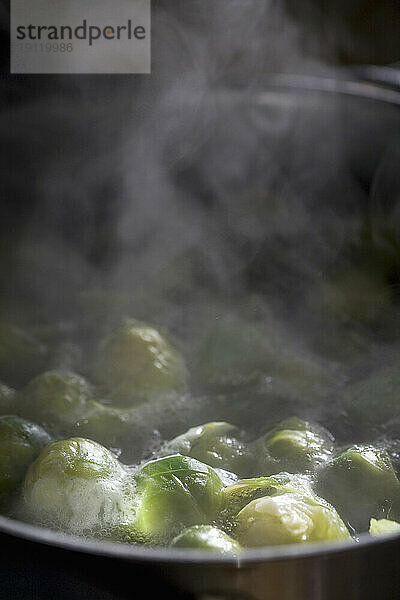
xmin=1 ymin=72 xmax=400 ymax=600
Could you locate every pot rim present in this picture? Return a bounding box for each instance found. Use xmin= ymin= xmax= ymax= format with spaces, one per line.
xmin=226 ymin=70 xmax=400 ymax=105
xmin=1 ymin=512 xmax=399 ymax=566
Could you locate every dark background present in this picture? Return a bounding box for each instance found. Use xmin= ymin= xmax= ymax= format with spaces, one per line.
xmin=1 ymin=0 xmax=400 ymax=236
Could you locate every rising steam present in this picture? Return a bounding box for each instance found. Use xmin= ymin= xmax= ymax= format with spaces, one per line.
xmin=1 ymin=0 xmax=400 ymax=448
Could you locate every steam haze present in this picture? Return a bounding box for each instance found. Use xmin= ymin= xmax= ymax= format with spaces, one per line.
xmin=1 ymin=0 xmax=400 ymax=444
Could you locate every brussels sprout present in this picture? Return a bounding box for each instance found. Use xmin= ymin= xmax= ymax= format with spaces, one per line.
xmin=161 ymin=422 xmax=255 ymax=477
xmin=0 ymin=416 xmax=51 ymax=497
xmin=369 ymin=518 xmax=400 ymax=537
xmin=72 ymin=404 xmax=134 ymax=453
xmin=170 ymin=525 xmax=242 ymax=553
xmin=71 ymin=402 xmax=160 ymax=463
xmin=316 ymin=445 xmax=400 ymax=531
xmin=221 ymin=473 xmax=314 ymax=520
xmin=270 ymin=358 xmax=333 ymax=407
xmin=312 ymin=325 xmax=370 ymax=364
xmin=0 ymin=322 xmax=48 ymax=387
xmin=18 ymin=371 xmax=158 ymax=460
xmin=344 ymin=367 xmax=400 ymax=427
xmin=195 ymin=318 xmax=278 ymax=391
xmin=314 ymin=270 xmax=392 ymax=329
xmin=128 ymin=455 xmax=224 ymax=544
xmin=19 ymin=371 xmax=94 ymax=433
xmin=255 ymin=417 xmax=334 ymax=475
xmin=0 ymin=383 xmax=16 ymax=415
xmin=214 ymin=468 xmax=240 ymax=487
xmin=33 ymin=323 xmax=83 ymax=376
xmin=95 ymin=319 xmax=188 ymax=406
xmin=78 ymin=392 xmax=220 ymax=464
xmin=234 ymin=492 xmax=350 ymax=547
xmin=22 ymin=438 xmax=135 ymax=535
xmin=379 ymin=438 xmax=400 ymax=476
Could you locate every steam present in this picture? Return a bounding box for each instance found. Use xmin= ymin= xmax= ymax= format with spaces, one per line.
xmin=1 ymin=1 xmax=350 ymax=314
xmin=1 ymin=1 xmax=400 ymax=445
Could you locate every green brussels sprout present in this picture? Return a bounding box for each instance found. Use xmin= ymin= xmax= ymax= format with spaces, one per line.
xmin=344 ymin=367 xmax=400 ymax=427
xmin=379 ymin=438 xmax=400 ymax=475
xmin=255 ymin=417 xmax=334 ymax=475
xmin=161 ymin=422 xmax=255 ymax=477
xmin=312 ymin=324 xmax=371 ymax=364
xmin=95 ymin=319 xmax=188 ymax=406
xmin=0 ymin=416 xmax=51 ymax=497
xmin=127 ymin=454 xmax=224 ymax=544
xmin=0 ymin=322 xmax=48 ymax=387
xmin=314 ymin=269 xmax=392 ymax=329
xmin=22 ymin=438 xmax=135 ymax=535
xmin=195 ymin=318 xmax=278 ymax=391
xmin=214 ymin=468 xmax=240 ymax=487
xmin=316 ymin=445 xmax=400 ymax=531
xmin=369 ymin=518 xmax=400 ymax=537
xmin=0 ymin=383 xmax=16 ymax=415
xmin=234 ymin=492 xmax=350 ymax=547
xmin=18 ymin=371 xmax=158 ymax=460
xmin=221 ymin=473 xmax=315 ymax=520
xmin=71 ymin=404 xmax=134 ymax=453
xmin=19 ymin=371 xmax=94 ymax=433
xmin=270 ymin=358 xmax=333 ymax=407
xmin=71 ymin=402 xmax=161 ymax=463
xmin=170 ymin=525 xmax=242 ymax=553
xmin=31 ymin=322 xmax=83 ymax=376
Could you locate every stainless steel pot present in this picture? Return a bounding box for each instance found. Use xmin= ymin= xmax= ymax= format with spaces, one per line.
xmin=1 ymin=508 xmax=400 ymax=599
xmin=1 ymin=73 xmax=400 ymax=600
